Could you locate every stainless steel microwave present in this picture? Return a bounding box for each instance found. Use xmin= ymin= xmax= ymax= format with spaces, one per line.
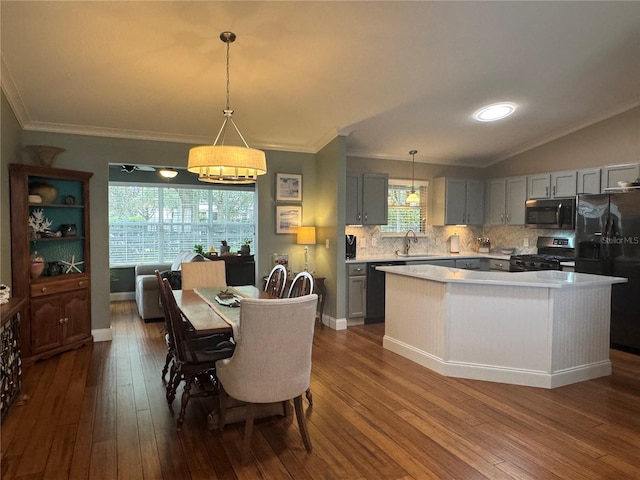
xmin=525 ymin=198 xmax=576 ymax=229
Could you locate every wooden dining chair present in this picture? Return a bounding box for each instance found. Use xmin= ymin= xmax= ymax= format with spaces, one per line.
xmin=286 ymin=270 xmax=315 ymax=406
xmin=215 ymin=294 xmax=318 ymax=463
xmin=181 ymin=260 xmax=226 ymax=290
xmin=264 ymin=264 xmax=287 ymax=298
xmin=156 ymin=270 xmax=176 ymax=386
xmin=287 ymin=271 xmax=314 ymax=298
xmin=161 ymin=278 xmax=235 ymax=430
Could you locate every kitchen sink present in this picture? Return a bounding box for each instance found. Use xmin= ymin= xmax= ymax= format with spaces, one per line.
xmin=395 ymin=253 xmax=438 ymax=257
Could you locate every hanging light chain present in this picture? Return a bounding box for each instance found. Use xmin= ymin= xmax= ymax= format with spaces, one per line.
xmin=225 ymin=34 xmax=231 ymax=112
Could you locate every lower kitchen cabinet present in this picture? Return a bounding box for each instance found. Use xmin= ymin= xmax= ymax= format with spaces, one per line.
xmin=347 ymin=263 xmax=366 ymax=320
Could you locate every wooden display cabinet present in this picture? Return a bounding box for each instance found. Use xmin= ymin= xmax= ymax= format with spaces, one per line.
xmin=9 ymin=164 xmax=93 ymax=364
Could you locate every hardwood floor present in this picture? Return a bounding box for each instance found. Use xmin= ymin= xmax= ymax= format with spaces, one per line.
xmin=2 ymin=300 xmax=640 ymax=479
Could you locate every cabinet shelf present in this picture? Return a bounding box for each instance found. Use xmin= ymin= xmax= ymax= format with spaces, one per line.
xmin=33 ymin=236 xmax=85 ymax=242
xmin=29 ymin=203 xmax=84 ymax=209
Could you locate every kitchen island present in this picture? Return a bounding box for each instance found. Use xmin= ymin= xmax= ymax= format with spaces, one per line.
xmin=377 ymin=265 xmax=627 ymax=388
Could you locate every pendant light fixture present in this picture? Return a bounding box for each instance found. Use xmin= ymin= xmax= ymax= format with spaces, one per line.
xmin=187 ymin=31 xmax=267 ymax=184
xmin=406 ymin=150 xmax=420 ymax=204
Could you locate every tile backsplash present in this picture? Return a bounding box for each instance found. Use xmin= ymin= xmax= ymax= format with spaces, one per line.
xmin=346 ymin=224 xmax=575 ymax=257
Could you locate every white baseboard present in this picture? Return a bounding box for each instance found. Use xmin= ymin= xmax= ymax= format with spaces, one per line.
xmin=92 ymin=327 xmax=112 ymax=342
xmin=382 ymin=335 xmax=611 ymax=389
xmin=110 ymin=292 xmax=134 ymax=302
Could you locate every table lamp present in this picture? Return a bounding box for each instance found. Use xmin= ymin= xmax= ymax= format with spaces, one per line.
xmin=296 ymin=226 xmax=316 ymax=272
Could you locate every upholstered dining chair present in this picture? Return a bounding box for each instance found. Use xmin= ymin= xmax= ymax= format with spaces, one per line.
xmin=287 ymin=271 xmax=314 ymax=298
xmin=181 ymin=260 xmax=227 ymax=290
xmin=264 ymin=264 xmax=287 ymax=298
xmin=216 ymin=294 xmax=318 ymax=463
xmin=161 ymin=278 xmax=235 ymax=430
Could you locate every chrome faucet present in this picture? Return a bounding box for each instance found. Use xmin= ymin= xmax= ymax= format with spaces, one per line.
xmin=403 ymin=229 xmax=418 ymax=254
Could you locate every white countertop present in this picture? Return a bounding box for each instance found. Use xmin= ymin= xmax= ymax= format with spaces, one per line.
xmin=346 ymin=252 xmax=511 ymax=263
xmin=377 ymin=264 xmax=626 ymax=288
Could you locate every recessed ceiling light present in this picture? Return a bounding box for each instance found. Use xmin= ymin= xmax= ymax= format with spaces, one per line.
xmin=473 ymin=102 xmax=517 ymax=122
xmin=159 ymin=168 xmax=178 ymax=178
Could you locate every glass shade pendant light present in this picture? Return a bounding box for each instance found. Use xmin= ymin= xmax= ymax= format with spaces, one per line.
xmin=406 ymin=150 xmax=420 ymax=204
xmin=187 ymin=31 xmax=267 ymax=184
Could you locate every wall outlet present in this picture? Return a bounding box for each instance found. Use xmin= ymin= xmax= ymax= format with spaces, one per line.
xmin=325 ymin=239 xmax=330 ymax=249
xmin=371 ymin=237 xmax=378 ymax=247
xmin=523 ymin=238 xmax=529 ymax=247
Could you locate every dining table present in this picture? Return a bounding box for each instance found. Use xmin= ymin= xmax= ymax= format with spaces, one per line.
xmin=174 ymin=285 xmax=273 ymax=336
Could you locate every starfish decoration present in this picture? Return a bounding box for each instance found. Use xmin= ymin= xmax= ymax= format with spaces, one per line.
xmin=61 ymin=255 xmax=84 ymax=273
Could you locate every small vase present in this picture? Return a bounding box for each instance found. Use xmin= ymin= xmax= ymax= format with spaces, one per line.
xmin=28 ymin=145 xmax=66 ymax=167
xmin=31 ymin=260 xmax=45 ymax=279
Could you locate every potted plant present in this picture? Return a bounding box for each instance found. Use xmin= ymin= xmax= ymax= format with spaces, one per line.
xmin=220 ymin=240 xmax=231 ymax=255
xmin=240 ymin=238 xmax=252 ymax=255
xmin=193 ymin=244 xmax=205 ymax=255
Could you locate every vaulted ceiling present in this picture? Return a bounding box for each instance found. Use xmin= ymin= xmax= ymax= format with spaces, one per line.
xmin=1 ymin=1 xmax=638 ymax=167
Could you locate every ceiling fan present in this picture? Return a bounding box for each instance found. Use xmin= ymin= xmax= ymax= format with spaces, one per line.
xmin=121 ymin=164 xmax=156 ymax=173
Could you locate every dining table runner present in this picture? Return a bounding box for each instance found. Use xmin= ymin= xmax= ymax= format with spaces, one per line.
xmin=194 ymin=286 xmax=247 ymax=337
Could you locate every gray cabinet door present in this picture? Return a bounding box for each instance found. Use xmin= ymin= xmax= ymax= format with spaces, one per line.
xmin=346 ymin=173 xmax=362 ymax=225
xmin=465 ymin=180 xmax=484 ymax=225
xmin=362 ymin=173 xmax=388 ymax=225
xmin=551 ymin=170 xmax=577 ymax=198
xmin=577 ymin=168 xmax=601 ymax=194
xmin=485 ymin=178 xmax=506 ymax=225
xmin=601 ymin=163 xmax=640 ymax=190
xmin=506 ymin=176 xmax=527 ymax=225
xmin=528 ymin=174 xmax=551 ymax=199
xmin=347 ymin=274 xmax=366 ymax=318
xmin=444 ymin=178 xmax=467 ymax=224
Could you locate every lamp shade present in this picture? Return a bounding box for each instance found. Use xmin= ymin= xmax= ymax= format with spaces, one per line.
xmin=187 ymin=145 xmax=267 ymax=184
xmin=296 ymin=226 xmax=316 ymax=245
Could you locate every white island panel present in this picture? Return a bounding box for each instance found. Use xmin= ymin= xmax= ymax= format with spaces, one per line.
xmin=380 ymin=266 xmax=625 ymax=388
xmin=446 ymin=284 xmax=551 ymax=372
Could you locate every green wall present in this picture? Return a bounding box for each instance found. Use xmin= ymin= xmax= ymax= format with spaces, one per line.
xmin=1 ymin=91 xmax=23 ymax=288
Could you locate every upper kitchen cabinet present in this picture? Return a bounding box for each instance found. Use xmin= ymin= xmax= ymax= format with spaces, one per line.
xmin=577 ymin=168 xmax=601 ymax=194
xmin=527 ymin=171 xmax=577 ymax=199
xmin=485 ymin=176 xmax=527 ymax=225
xmin=346 ymin=172 xmax=388 ymax=225
xmin=601 ymin=163 xmax=640 ymax=191
xmin=431 ymin=177 xmax=484 ymax=226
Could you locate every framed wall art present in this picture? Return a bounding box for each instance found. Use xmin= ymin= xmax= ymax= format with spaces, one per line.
xmin=275 ymin=206 xmax=302 ymax=234
xmin=276 ymin=173 xmax=302 ymax=202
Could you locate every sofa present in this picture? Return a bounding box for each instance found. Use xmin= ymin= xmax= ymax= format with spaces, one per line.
xmin=135 ymin=251 xmax=206 ymax=321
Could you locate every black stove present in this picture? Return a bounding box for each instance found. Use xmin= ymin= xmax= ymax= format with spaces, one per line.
xmin=510 ymin=237 xmax=575 ymax=272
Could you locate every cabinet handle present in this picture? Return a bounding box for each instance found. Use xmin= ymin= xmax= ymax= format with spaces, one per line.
xmin=545 ymin=186 xmax=549 ymax=197
xmin=500 ymin=214 xmax=504 ymax=222
xmin=59 ymin=318 xmax=65 ymax=324
xmin=364 ymin=213 xmax=368 ymax=222
xmin=552 ymin=186 xmax=556 ymax=196
xmin=41 ymin=287 xmax=47 ymax=293
xmin=78 ymin=281 xmax=85 ymax=287
xmin=506 ymin=214 xmax=510 ymax=222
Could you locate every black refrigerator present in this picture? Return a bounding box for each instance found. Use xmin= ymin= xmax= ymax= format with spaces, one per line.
xmin=575 ymin=192 xmax=640 ymax=354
